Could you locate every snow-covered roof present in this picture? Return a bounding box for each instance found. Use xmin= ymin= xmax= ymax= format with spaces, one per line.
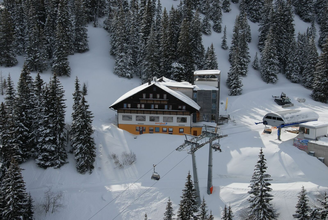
xmin=156 ymin=77 xmax=194 ymax=89
xmin=194 ymin=70 xmax=221 ymax=75
xmin=299 ymin=121 xmax=328 ymax=129
xmin=110 ymin=81 xmax=200 ymax=111
xmin=193 ymin=84 xmax=218 ymax=91
xmin=266 ymin=108 xmax=319 ymax=125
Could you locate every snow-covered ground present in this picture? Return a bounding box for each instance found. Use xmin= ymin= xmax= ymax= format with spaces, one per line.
xmin=1 ymin=1 xmax=328 ymax=219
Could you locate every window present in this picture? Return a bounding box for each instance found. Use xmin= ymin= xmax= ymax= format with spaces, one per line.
xmin=163 ymin=94 xmax=167 ymax=99
xmin=182 ymin=105 xmax=186 ymax=110
xmin=155 ymin=104 xmax=158 ymax=109
xmin=162 ymin=127 xmax=167 ymax=132
xmin=163 ymin=116 xmax=173 ymax=122
xmin=137 ymin=104 xmax=140 ymax=109
xmin=123 ymin=103 xmax=127 ymax=108
xmin=149 ymin=116 xmax=159 ymax=122
xmin=212 ymin=92 xmax=216 ymax=99
xmin=136 ymin=115 xmax=146 ymax=121
xmin=149 ymin=93 xmax=153 ymax=98
xmin=178 ymin=105 xmax=182 ymax=109
xmin=212 ymin=103 xmax=216 ymax=110
xmin=177 ymin=117 xmax=187 ymax=123
xmin=179 ymin=128 xmax=184 ymax=133
xmin=164 ymin=105 xmax=168 ymax=110
xmin=136 ymin=127 xmax=139 ymax=131
xmin=143 ymin=93 xmax=146 ymax=98
xmin=155 ymin=127 xmax=160 ymax=132
xmin=169 ymin=105 xmax=172 ymax=110
xmin=122 ymin=115 xmax=132 ymax=121
xmin=141 ymin=104 xmax=145 ymax=109
xmin=157 ymin=94 xmax=160 ymax=99
xmin=305 ymin=128 xmax=310 ymax=134
xmin=127 ymin=103 xmax=131 ymax=108
xmin=151 ymin=104 xmax=154 ymax=109
xmin=193 ymin=92 xmax=197 ymax=99
xmin=153 ymin=87 xmax=156 ymax=91
xmin=149 ymin=127 xmax=154 ymax=133
xmin=168 ymin=128 xmax=173 ymax=134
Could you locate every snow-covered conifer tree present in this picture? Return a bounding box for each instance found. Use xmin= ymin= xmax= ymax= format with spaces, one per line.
xmin=36 ymin=74 xmax=67 ymax=168
xmin=252 ymin=52 xmax=260 ymax=70
xmin=74 ymin=0 xmax=89 ymax=53
xmin=293 ymin=186 xmax=311 ymax=219
xmin=312 ymin=41 xmax=328 ymax=103
xmin=248 ymin=148 xmax=277 ymax=219
xmin=222 ymin=0 xmax=231 ymax=13
xmin=72 ymin=96 xmax=96 ymax=174
xmin=15 ymin=64 xmax=36 ymax=162
xmin=197 ymin=197 xmax=209 ymax=220
xmin=0 ymin=8 xmax=18 ymax=67
xmin=163 ymin=197 xmax=174 ymax=220
xmin=260 ymin=28 xmax=279 ymax=84
xmin=204 ymin=44 xmax=218 ymax=70
xmin=221 ymin=26 xmax=228 ymax=50
xmin=1 ymin=158 xmax=30 ymax=220
xmin=177 ymin=172 xmax=199 ymax=220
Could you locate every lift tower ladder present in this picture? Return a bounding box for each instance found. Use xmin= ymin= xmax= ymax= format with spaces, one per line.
xmin=176 ymin=125 xmax=227 ymax=205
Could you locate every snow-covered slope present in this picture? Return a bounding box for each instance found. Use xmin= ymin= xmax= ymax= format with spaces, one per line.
xmin=1 ymin=1 xmax=328 ymax=219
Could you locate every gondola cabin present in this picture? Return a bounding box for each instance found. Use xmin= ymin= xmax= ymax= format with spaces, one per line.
xmin=262 ymin=108 xmax=319 ymax=128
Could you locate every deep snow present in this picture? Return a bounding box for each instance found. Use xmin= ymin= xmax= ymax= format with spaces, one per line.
xmin=0 ymin=1 xmax=328 ymax=219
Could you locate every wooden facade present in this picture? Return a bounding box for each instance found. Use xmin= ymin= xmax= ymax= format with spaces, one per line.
xmin=110 ymin=84 xmax=202 ymax=135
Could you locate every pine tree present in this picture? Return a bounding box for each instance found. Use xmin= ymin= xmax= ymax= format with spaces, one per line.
xmin=302 ymin=36 xmax=318 ymax=89
xmin=204 ymin=44 xmax=218 ymax=70
xmin=197 ymin=197 xmax=209 ymax=220
xmin=248 ymin=148 xmax=277 ymax=219
xmin=0 ymin=8 xmax=18 ymax=67
xmin=202 ymin=14 xmax=211 ymax=35
xmin=252 ymin=52 xmax=260 ymax=70
xmin=82 ymin=83 xmax=88 ymax=96
xmin=74 ymin=0 xmax=89 ymax=53
xmin=317 ymin=191 xmax=328 ymax=219
xmin=260 ymin=28 xmax=279 ymax=84
xmin=142 ymin=25 xmax=160 ymax=82
xmin=227 ymin=49 xmax=243 ymax=96
xmin=272 ymin=0 xmax=295 ymax=74
xmin=190 ymin=10 xmax=205 ymax=71
xmin=36 ymin=74 xmax=68 ymax=168
xmin=311 ymin=40 xmax=328 ymax=103
xmin=294 ymin=0 xmax=314 ymax=23
xmin=26 ymin=193 xmax=34 ymax=220
xmin=228 ymin=205 xmax=234 ymax=220
xmin=211 ymin=0 xmax=222 ymax=33
xmin=221 ymin=26 xmax=228 ymax=50
xmin=25 ymin=2 xmax=48 ymax=72
xmin=163 ymin=197 xmax=174 ymax=220
xmin=15 ymin=64 xmax=36 ymax=162
xmin=72 ymin=96 xmax=96 ymax=174
xmin=1 ymin=158 xmax=30 ymax=220
xmin=258 ymin=0 xmax=273 ymax=52
xmin=318 ymin=9 xmax=328 ymax=49
xmin=285 ymin=39 xmax=300 ymax=83
xmin=222 ymin=205 xmax=228 ymax=220
xmin=177 ymin=172 xmax=199 ymax=220
xmin=246 ymin=0 xmax=264 ymax=22
xmin=71 ymin=76 xmax=82 ymax=152
xmin=293 ymin=186 xmax=311 ymax=219
xmin=14 ymin=0 xmax=28 ymax=55
xmin=176 ymin=19 xmax=194 ymax=83
xmin=222 ymin=0 xmax=231 ymax=13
